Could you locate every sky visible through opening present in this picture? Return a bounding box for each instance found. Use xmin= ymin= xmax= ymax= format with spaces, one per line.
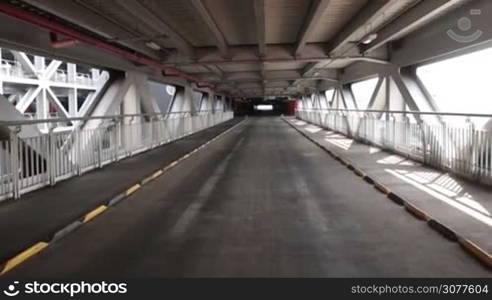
xmin=417 ymin=47 xmax=492 ymax=127
xmin=351 ymin=77 xmax=378 ymax=110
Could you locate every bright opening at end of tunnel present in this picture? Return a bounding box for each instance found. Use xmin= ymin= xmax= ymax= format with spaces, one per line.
xmin=254 ymin=104 xmax=273 ymax=111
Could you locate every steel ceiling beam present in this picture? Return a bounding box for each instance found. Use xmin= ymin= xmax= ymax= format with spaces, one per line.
xmin=188 ymin=0 xmax=229 ymax=58
xmin=295 ymin=0 xmax=332 ymax=56
xmin=0 ymin=2 xmax=210 ymax=86
xmin=113 ymin=0 xmax=194 ymax=58
xmin=253 ymin=0 xmax=266 ymax=57
xmin=364 ymin=0 xmax=467 ymax=53
xmin=21 ymin=0 xmax=163 ymax=60
xmin=165 ymin=43 xmax=388 ymax=66
xmin=326 ymin=0 xmax=395 ymax=56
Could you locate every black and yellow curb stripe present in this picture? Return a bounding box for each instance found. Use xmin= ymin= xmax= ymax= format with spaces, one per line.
xmin=0 ymin=242 xmax=48 ymax=275
xmin=387 ymin=192 xmax=405 ymax=206
xmin=125 ymin=184 xmax=141 ymax=196
xmin=82 ymin=205 xmax=108 ymax=223
xmin=404 ymin=202 xmax=430 ymax=221
xmin=458 ymin=238 xmax=492 ymax=268
xmin=0 ymin=118 xmax=246 ymax=276
xmin=427 ymin=219 xmax=457 ymax=241
xmin=282 ymin=117 xmax=492 ymax=269
xmin=374 ymin=182 xmax=391 ymax=195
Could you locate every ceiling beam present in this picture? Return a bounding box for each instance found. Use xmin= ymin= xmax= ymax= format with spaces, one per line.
xmin=363 ymin=0 xmax=467 ymax=53
xmin=326 ymin=0 xmax=395 ymax=56
xmin=21 ymin=0 xmax=164 ymax=60
xmin=300 ymin=61 xmax=327 ymax=77
xmin=203 ymin=64 xmax=224 ymax=78
xmin=114 ymin=0 xmax=194 ymax=57
xmin=253 ymin=0 xmax=266 ymax=57
xmin=188 ymin=0 xmax=229 ymax=58
xmin=196 ymin=71 xmax=338 ymax=84
xmin=163 ymin=44 xmax=388 ymax=65
xmin=295 ymin=0 xmax=332 ymax=56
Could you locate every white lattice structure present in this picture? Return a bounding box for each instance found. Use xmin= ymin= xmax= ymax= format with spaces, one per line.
xmin=0 ymin=47 xmax=109 ymax=132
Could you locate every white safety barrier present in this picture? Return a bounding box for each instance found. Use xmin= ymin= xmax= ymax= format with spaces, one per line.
xmin=0 ymin=111 xmax=233 ymax=200
xmin=296 ymin=109 xmax=492 ymax=186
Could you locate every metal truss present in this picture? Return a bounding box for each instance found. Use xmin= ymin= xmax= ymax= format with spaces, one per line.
xmin=296 ymin=65 xmax=492 ymax=185
xmin=0 ymin=47 xmax=109 ymax=132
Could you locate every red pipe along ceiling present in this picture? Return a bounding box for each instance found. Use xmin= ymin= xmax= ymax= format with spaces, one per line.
xmin=0 ymin=2 xmax=218 ymax=91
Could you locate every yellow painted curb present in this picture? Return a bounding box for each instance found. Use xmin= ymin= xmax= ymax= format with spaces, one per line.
xmin=353 ymin=168 xmax=366 ymax=177
xmin=458 ymin=238 xmax=492 ymax=268
xmin=82 ymin=205 xmax=107 ymax=223
xmin=0 ymin=242 xmax=49 ymax=275
xmin=125 ymin=184 xmax=141 ymax=196
xmin=151 ymin=170 xmax=163 ymax=179
xmin=374 ymin=182 xmax=391 ymax=195
xmin=404 ymin=202 xmax=430 ymax=221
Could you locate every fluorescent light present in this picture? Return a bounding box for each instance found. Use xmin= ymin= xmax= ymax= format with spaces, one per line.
xmin=145 ymin=41 xmax=161 ymax=51
xmin=255 ymin=104 xmax=273 ymax=111
xmin=361 ymin=33 xmax=378 ymax=45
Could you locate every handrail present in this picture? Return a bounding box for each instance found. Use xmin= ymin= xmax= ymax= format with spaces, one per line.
xmin=297 ymin=108 xmax=492 ymax=118
xmin=0 ymin=110 xmax=221 ymax=126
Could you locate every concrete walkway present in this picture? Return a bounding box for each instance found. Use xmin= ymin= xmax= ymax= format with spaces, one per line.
xmin=285 ymin=117 xmax=492 ymax=268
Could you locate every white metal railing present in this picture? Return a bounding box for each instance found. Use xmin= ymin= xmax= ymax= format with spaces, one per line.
xmin=0 ymin=111 xmax=233 ymax=200
xmin=0 ymin=59 xmax=23 ymax=77
xmin=1 ymin=58 xmax=102 ymax=87
xmin=53 ymin=69 xmax=68 ymax=83
xmin=296 ymin=108 xmax=492 ymax=185
xmin=76 ymin=72 xmax=93 ymax=85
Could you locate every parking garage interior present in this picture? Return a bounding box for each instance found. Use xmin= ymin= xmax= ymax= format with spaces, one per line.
xmin=0 ymin=0 xmax=491 ymax=283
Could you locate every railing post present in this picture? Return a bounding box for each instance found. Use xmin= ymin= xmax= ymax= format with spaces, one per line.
xmin=115 ymin=118 xmax=122 ymax=162
xmin=391 ymin=115 xmax=396 ymax=150
xmin=75 ymin=124 xmax=82 ymax=176
xmin=421 ymin=123 xmax=427 ymax=164
xmin=150 ymin=116 xmax=156 ymax=149
xmin=97 ymin=129 xmax=103 ymax=168
xmin=127 ymin=116 xmax=135 ymax=157
xmin=48 ymin=127 xmax=56 ymax=186
xmin=9 ymin=126 xmax=21 ymax=199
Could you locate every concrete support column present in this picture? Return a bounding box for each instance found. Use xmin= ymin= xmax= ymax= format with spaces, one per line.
xmin=122 ymin=83 xmax=141 ymax=151
xmin=209 ymin=91 xmax=215 ymax=113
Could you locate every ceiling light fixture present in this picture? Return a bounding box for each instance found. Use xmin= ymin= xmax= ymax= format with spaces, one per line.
xmin=361 ymin=33 xmax=378 ymax=45
xmin=145 ymin=41 xmax=161 ymax=51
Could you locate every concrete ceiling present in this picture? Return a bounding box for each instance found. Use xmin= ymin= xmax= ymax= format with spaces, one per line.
xmin=8 ymin=0 xmax=470 ymax=98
